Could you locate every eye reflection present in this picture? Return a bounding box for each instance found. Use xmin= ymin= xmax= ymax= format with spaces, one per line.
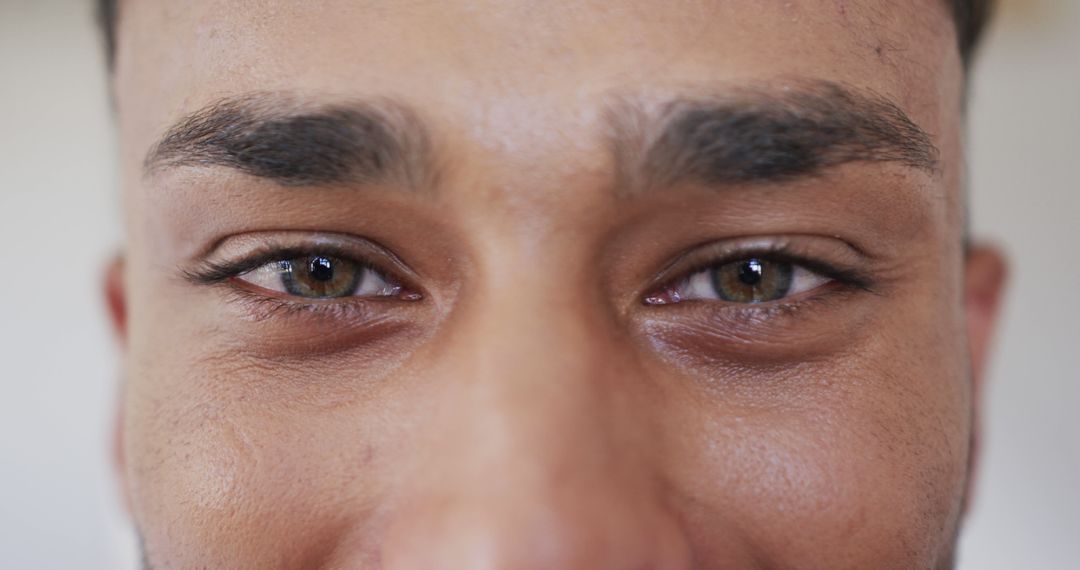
xmin=237 ymin=255 xmax=403 ymax=299
xmin=647 ymin=258 xmax=832 ymax=305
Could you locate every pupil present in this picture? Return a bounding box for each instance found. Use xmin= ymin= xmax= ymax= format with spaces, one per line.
xmin=738 ymin=259 xmax=764 ymax=286
xmin=308 ymin=256 xmax=335 ymax=282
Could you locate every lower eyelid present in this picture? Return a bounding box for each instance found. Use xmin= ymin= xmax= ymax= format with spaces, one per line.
xmin=205 ymin=286 xmax=430 ymax=360
xmin=650 ymin=280 xmax=863 ymax=331
xmin=638 ymin=289 xmax=869 ymax=368
xmin=221 ymin=282 xmax=413 ymax=321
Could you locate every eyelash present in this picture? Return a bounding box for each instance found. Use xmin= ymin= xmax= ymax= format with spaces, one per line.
xmin=184 ymin=246 xmax=375 ymax=285
xmin=184 ymin=242 xmax=875 ymax=323
xmin=214 ymin=285 xmax=400 ymax=323
xmin=183 ymin=245 xmax=415 ymax=316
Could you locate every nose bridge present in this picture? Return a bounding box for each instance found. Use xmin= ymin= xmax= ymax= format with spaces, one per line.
xmin=432 ymin=253 xmax=626 ymax=495
xmin=378 ymin=249 xmax=691 ymax=568
xmin=445 ymin=230 xmax=619 ymax=437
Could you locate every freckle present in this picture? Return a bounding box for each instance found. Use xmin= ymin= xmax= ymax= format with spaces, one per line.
xmin=875 ymin=45 xmax=884 ymax=57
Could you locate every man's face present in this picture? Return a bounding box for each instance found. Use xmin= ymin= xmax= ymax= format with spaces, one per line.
xmin=110 ymin=0 xmax=989 ymax=567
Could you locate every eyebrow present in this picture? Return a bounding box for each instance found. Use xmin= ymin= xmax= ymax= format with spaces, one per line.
xmin=145 ymin=81 xmax=937 ymax=197
xmin=144 ymin=93 xmax=435 ymax=190
xmin=610 ymin=80 xmax=940 ymax=194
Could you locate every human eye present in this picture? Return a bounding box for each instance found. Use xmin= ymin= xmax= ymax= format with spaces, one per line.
xmin=184 ymin=233 xmax=422 ymax=306
xmin=636 ymin=237 xmax=880 ymax=364
xmin=237 ymin=254 xmax=403 ymax=299
xmin=643 ymin=238 xmax=872 ymax=307
xmin=646 ymin=258 xmax=832 ymax=305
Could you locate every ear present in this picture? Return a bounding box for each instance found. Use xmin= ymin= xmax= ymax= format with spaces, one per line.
xmin=962 ymin=244 xmax=1008 ymax=513
xmin=964 ymin=245 xmax=1008 ymax=393
xmin=104 ymin=254 xmax=127 ymax=345
xmin=104 ymin=254 xmax=132 ymax=513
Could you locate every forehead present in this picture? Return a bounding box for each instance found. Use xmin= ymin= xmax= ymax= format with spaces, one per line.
xmin=114 ymin=0 xmax=962 ymax=178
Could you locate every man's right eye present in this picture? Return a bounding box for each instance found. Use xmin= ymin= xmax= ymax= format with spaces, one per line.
xmin=237 ymin=254 xmax=405 ymax=300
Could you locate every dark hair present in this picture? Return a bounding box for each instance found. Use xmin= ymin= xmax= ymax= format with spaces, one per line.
xmin=96 ymin=0 xmax=993 ymax=72
xmin=98 ymin=0 xmax=118 ymax=70
xmin=949 ymin=0 xmax=996 ymax=69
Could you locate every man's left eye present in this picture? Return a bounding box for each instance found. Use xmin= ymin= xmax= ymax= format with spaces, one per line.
xmin=236 ymin=255 xmax=402 ymax=299
xmin=649 ymin=258 xmax=832 ymax=305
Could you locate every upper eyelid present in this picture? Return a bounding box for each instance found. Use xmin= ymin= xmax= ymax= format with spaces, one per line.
xmin=649 ymin=241 xmax=873 ymax=293
xmin=653 ymin=244 xmax=796 ymax=284
xmin=197 ymin=231 xmax=414 ymax=267
xmin=183 ymin=242 xmax=407 ymax=288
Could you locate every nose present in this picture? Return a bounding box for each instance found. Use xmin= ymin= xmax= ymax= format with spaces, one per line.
xmin=379 ymin=262 xmax=692 ymax=569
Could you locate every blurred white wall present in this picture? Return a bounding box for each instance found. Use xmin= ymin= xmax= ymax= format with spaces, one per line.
xmin=961 ymin=0 xmax=1080 ymax=567
xmin=0 ymin=0 xmax=132 ymax=569
xmin=0 ymin=0 xmax=1075 ymax=568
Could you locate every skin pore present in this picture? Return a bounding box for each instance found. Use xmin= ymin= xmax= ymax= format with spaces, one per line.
xmin=105 ymin=0 xmax=1007 ymax=568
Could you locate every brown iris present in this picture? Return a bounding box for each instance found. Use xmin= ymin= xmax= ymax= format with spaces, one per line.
xmin=710 ymin=258 xmax=794 ymax=303
xmin=279 ymin=255 xmax=363 ymax=298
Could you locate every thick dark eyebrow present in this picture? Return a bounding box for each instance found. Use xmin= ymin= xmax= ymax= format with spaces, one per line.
xmin=610 ymin=81 xmax=940 ymax=194
xmin=144 ymin=93 xmax=435 ymax=190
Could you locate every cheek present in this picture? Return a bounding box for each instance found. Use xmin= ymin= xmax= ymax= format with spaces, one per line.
xmin=119 ymin=248 xmax=431 ymax=565
xmin=122 ymin=340 xmax=398 ymax=567
xmin=661 ymin=334 xmax=972 ymax=567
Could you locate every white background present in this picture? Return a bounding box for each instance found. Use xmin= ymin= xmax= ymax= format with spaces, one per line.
xmin=0 ymin=0 xmax=1076 ymax=568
